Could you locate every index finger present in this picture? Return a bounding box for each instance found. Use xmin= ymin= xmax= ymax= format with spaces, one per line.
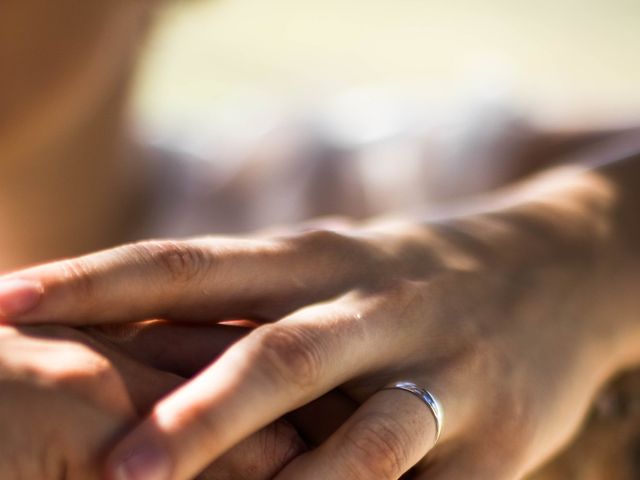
xmin=0 ymin=232 xmax=372 ymax=325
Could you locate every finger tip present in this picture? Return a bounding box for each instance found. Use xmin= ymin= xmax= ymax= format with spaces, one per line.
xmin=104 ymin=441 xmax=173 ymax=480
xmin=0 ymin=278 xmax=43 ymax=320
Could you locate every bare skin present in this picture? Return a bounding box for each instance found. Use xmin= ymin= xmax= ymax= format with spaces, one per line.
xmin=0 ymin=323 xmax=315 ymax=480
xmin=2 ymin=157 xmax=639 ymax=480
xmin=0 ymin=323 xmax=173 ymax=479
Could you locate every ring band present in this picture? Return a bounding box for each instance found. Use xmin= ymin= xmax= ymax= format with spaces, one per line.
xmin=383 ymin=381 xmax=444 ymax=445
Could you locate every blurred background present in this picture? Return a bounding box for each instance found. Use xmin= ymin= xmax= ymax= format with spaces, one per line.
xmin=135 ymin=0 xmax=640 ymax=133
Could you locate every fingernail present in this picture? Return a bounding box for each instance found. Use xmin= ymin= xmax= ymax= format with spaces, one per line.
xmin=110 ymin=444 xmax=172 ymax=480
xmin=0 ymin=279 xmax=43 ymax=319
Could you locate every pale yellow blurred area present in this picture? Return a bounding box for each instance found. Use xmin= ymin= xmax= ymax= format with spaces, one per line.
xmin=134 ymin=0 xmax=640 ymax=128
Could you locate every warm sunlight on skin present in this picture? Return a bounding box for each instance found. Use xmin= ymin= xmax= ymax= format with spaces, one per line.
xmin=1 ymin=160 xmax=639 ymax=480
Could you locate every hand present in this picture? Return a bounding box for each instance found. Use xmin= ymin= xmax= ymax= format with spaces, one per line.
xmin=0 ymin=324 xmax=139 ymax=479
xmin=0 ymin=324 xmax=310 ymax=480
xmin=0 ymin=169 xmax=631 ymax=479
xmin=91 ymin=321 xmax=353 ymax=479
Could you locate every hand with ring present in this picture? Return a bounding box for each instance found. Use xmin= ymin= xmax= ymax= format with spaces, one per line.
xmin=0 ymin=162 xmax=639 ymax=480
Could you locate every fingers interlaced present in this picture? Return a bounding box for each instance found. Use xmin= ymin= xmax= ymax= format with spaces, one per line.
xmin=199 ymin=420 xmax=307 ymax=480
xmin=103 ymin=300 xmax=401 ymax=480
xmin=88 ymin=322 xmax=251 ymax=377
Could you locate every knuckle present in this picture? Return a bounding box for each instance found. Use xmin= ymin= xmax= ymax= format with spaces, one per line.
xmin=50 ymin=347 xmax=118 ymax=391
xmin=28 ymin=333 xmax=131 ymax=412
xmin=251 ymin=324 xmax=324 ymax=390
xmin=343 ymin=413 xmax=410 ymax=480
xmin=205 ymin=421 xmax=305 ymax=479
xmin=131 ymin=240 xmax=210 ymax=284
xmin=58 ymin=258 xmax=98 ymax=305
xmin=293 ymin=228 xmax=350 ymax=250
xmin=259 ymin=420 xmax=306 ymax=471
xmin=289 ymin=229 xmax=373 ymax=271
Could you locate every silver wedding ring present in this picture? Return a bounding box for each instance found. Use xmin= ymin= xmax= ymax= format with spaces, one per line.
xmin=383 ymin=381 xmax=444 ymax=445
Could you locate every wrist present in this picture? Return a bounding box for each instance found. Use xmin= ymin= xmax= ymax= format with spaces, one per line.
xmin=485 ymin=166 xmax=640 ymax=374
xmin=373 ymin=165 xmax=638 ymax=377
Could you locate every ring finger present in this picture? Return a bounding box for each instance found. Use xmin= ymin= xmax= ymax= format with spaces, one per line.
xmin=274 ymin=383 xmax=446 ymax=480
